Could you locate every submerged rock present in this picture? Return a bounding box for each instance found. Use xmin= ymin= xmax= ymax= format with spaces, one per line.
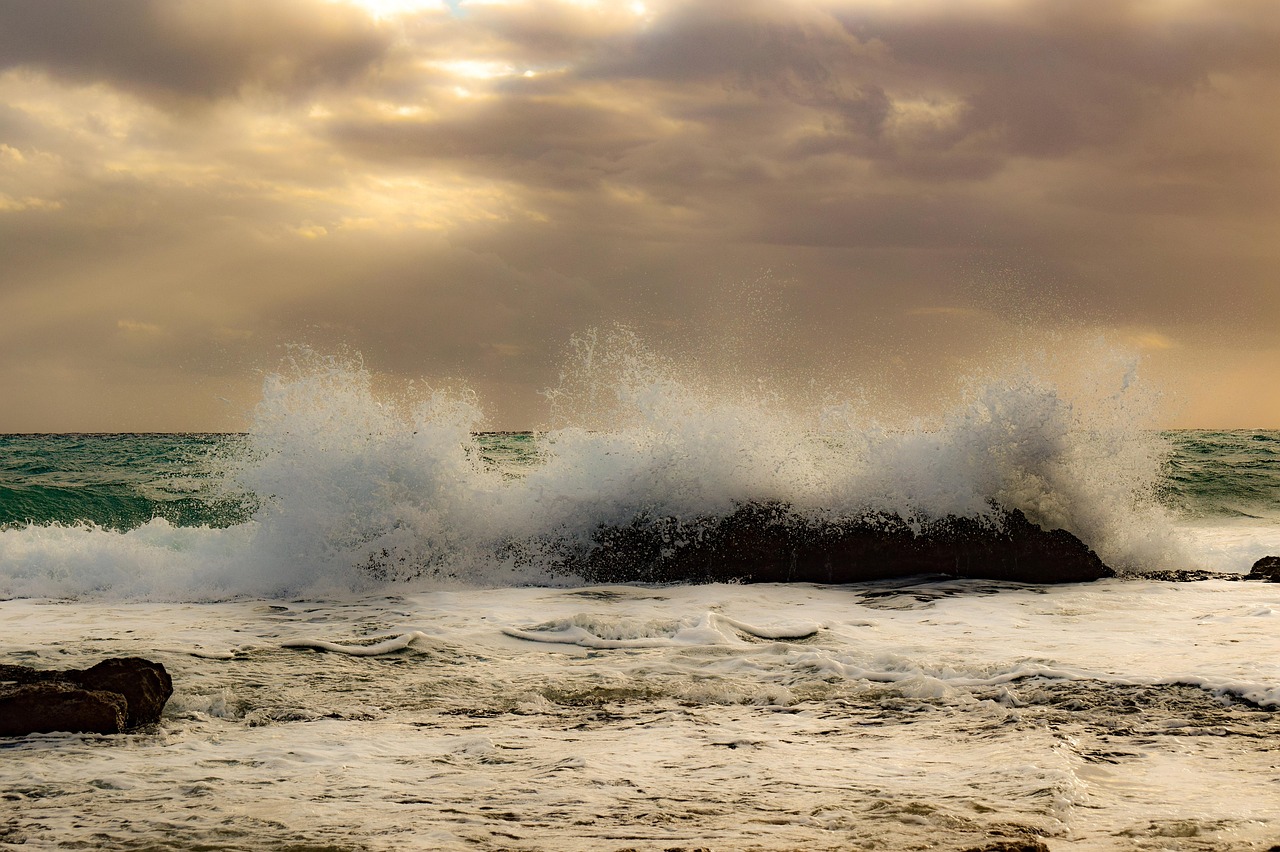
xmin=559 ymin=502 xmax=1114 ymax=585
xmin=1244 ymin=555 xmax=1280 ymax=582
xmin=0 ymin=657 xmax=172 ymax=736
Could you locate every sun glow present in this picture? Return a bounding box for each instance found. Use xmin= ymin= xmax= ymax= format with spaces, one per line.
xmin=430 ymin=60 xmax=519 ymax=80
xmin=339 ymin=0 xmax=656 ymax=22
xmin=337 ymin=0 xmax=447 ymax=21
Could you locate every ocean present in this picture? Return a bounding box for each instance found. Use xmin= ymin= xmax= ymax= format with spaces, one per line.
xmin=2 ymin=353 xmax=1279 ymax=851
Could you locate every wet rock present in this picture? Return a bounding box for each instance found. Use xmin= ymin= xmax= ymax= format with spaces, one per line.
xmin=71 ymin=658 xmax=173 ymax=727
xmin=561 ymin=502 xmax=1114 ymax=585
xmin=1139 ymin=569 xmax=1236 ymax=582
xmin=0 ymin=657 xmax=172 ymax=736
xmin=0 ymin=682 xmax=127 ymax=736
xmin=1244 ymin=555 xmax=1280 ymax=582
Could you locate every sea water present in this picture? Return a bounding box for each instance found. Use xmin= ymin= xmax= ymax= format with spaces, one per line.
xmin=2 ymin=347 xmax=1278 ymax=850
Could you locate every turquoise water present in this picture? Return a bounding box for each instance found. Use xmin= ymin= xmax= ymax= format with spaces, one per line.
xmin=0 ymin=433 xmax=251 ymax=530
xmin=1 ymin=430 xmax=1275 ymax=531
xmin=1160 ymin=430 xmax=1280 ymax=521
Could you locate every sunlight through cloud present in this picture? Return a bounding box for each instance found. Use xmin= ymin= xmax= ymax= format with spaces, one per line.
xmin=334 ymin=0 xmax=448 ymax=20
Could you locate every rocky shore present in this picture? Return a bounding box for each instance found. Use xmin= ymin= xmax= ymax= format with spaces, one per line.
xmin=0 ymin=657 xmax=172 ymax=737
xmin=1129 ymin=556 xmax=1280 ymax=583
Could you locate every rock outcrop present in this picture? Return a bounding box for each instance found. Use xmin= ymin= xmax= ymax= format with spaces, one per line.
xmin=1244 ymin=555 xmax=1280 ymax=582
xmin=0 ymin=657 xmax=172 ymax=736
xmin=0 ymin=683 xmax=128 ymax=736
xmin=558 ymin=502 xmax=1114 ymax=585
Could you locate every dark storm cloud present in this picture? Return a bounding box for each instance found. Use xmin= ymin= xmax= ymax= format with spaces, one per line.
xmin=311 ymin=0 xmax=1280 ymax=338
xmin=574 ymin=0 xmax=1280 ymax=180
xmin=0 ymin=0 xmax=390 ymax=103
xmin=323 ymin=0 xmax=1280 ymax=215
xmin=581 ymin=0 xmax=861 ymax=85
xmin=824 ymin=0 xmax=1280 ymax=166
xmin=328 ymin=1 xmax=885 ymax=173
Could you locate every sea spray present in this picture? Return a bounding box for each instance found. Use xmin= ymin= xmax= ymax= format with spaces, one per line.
xmin=0 ymin=334 xmax=1210 ymax=599
xmin=228 ymin=349 xmax=508 ymax=590
xmin=529 ymin=329 xmax=1181 ymax=571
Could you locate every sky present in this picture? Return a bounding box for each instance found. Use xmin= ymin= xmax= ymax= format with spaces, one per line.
xmin=1 ymin=0 xmax=1278 ymax=431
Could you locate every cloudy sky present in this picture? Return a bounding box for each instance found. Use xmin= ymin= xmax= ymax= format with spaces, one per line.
xmin=1 ymin=0 xmax=1278 ymax=431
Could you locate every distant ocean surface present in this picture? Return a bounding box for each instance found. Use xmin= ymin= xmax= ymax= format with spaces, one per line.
xmin=3 ymin=357 xmax=1278 ymax=850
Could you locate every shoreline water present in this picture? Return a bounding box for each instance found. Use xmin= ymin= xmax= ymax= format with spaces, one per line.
xmin=4 ymin=577 xmax=1279 ymax=850
xmin=3 ymin=393 xmax=1278 ymax=849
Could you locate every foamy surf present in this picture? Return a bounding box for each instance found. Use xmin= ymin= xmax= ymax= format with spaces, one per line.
xmin=502 ymin=611 xmax=822 ymax=648
xmin=282 ymin=630 xmax=434 ymax=655
xmin=3 ymin=580 xmax=1278 ymax=850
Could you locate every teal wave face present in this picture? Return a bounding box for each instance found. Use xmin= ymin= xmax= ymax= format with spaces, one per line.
xmin=0 ymin=484 xmax=254 ymax=530
xmin=1160 ymin=430 xmax=1280 ymax=520
xmin=0 ymin=434 xmax=255 ymax=531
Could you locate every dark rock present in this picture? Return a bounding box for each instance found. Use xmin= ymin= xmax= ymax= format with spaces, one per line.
xmin=0 ymin=682 xmax=127 ymax=736
xmin=558 ymin=502 xmax=1114 ymax=586
xmin=69 ymin=658 xmax=173 ymax=727
xmin=1139 ymin=569 xmax=1236 ymax=582
xmin=0 ymin=657 xmax=172 ymax=736
xmin=1244 ymin=555 xmax=1280 ymax=582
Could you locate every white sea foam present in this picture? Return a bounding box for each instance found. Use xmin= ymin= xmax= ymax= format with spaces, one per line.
xmin=2 ymin=580 xmax=1278 ymax=849
xmin=502 ymin=611 xmax=821 ymax=648
xmin=281 ymin=630 xmax=433 ymax=655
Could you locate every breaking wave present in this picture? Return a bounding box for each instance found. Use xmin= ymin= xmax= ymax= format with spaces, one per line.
xmin=0 ymin=332 xmax=1209 ymax=599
